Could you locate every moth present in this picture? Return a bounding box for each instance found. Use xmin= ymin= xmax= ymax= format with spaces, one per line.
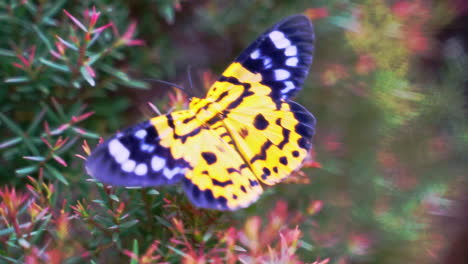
xmin=86 ymin=15 xmax=316 ymax=210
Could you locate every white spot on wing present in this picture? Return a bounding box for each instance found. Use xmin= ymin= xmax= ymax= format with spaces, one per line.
xmin=122 ymin=159 xmax=136 ymax=172
xmin=274 ymin=69 xmax=290 ymax=81
xmin=151 ymin=156 xmax=166 ymax=171
xmin=286 ymin=57 xmax=298 ymax=67
xmin=135 ymin=129 xmax=147 ymax=139
xmin=269 ymin=30 xmax=291 ymax=49
xmin=269 ymin=30 xmax=285 ymax=40
xmin=275 ymin=38 xmax=291 ymax=49
xmin=250 ymin=49 xmax=260 ymax=59
xmin=109 ymin=139 xmax=130 ymax=163
xmin=141 ymin=143 xmax=155 ymax=153
xmin=263 ymin=57 xmax=272 ymax=69
xmin=163 ymin=167 xmax=184 ymax=180
xmin=135 ymin=163 xmax=148 ymax=176
xmin=282 ymin=81 xmax=295 ymax=94
xmin=285 ymin=46 xmax=297 ymax=56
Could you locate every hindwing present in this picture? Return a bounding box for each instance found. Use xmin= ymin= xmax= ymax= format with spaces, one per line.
xmin=85 ymin=113 xmax=194 ymax=187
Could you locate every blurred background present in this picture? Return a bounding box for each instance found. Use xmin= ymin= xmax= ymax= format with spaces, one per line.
xmin=0 ymin=0 xmax=467 ymax=263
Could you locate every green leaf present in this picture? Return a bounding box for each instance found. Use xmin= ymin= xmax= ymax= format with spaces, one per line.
xmin=27 ymin=109 xmax=46 ymax=134
xmin=44 ymin=164 xmax=69 ymax=185
xmin=50 ymin=97 xmax=67 ymax=120
xmin=119 ymin=219 xmax=139 ymax=229
xmin=87 ymin=53 xmax=102 ymax=65
xmin=80 ymin=66 xmax=95 ymax=86
xmin=166 ymin=245 xmax=188 ymax=258
xmin=57 ymin=36 xmax=79 ymax=51
xmin=0 ymin=48 xmax=15 ymax=57
xmin=109 ymin=194 xmax=119 ymax=202
xmin=0 ymin=227 xmax=15 ymax=236
xmin=15 ymin=166 xmax=38 ymax=175
xmin=0 ymin=137 xmax=22 ymax=149
xmin=0 ymin=254 xmax=17 ymax=263
xmin=202 ymin=230 xmax=213 ymax=242
xmin=68 ymin=101 xmax=83 ymax=116
xmin=299 ymin=239 xmax=314 ymax=251
xmin=92 ymin=200 xmax=105 ymax=206
xmin=33 ymin=25 xmax=52 ymax=51
xmin=29 ymin=214 xmax=52 ymax=245
xmin=130 ymin=239 xmax=139 ymax=264
xmin=18 ymin=238 xmax=30 ymax=248
xmin=159 ymin=4 xmax=175 ymax=24
xmin=121 ymin=79 xmax=149 ymax=90
xmin=40 ymin=58 xmax=70 ymax=72
xmin=22 ymin=136 xmax=40 ymax=156
xmin=0 ymin=13 xmax=32 ymax=30
xmin=147 ymin=189 xmax=159 ymax=195
xmin=101 ymin=65 xmax=130 ymax=81
xmin=40 ymin=103 xmax=60 ymax=123
xmin=4 ymin=76 xmax=30 ymax=83
xmin=23 ymin=156 xmax=46 ymax=162
xmin=154 ymin=215 xmax=172 ymax=229
xmin=23 ymin=1 xmax=37 ymax=13
xmin=41 ymin=0 xmax=66 ymax=23
xmin=72 ymin=127 xmax=100 ymax=138
xmin=101 ymin=65 xmax=149 ymax=89
xmin=328 ymin=14 xmax=356 ymax=30
xmin=0 ymin=112 xmax=24 ymax=136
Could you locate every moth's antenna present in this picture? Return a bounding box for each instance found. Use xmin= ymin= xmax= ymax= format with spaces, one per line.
xmin=144 ymin=78 xmax=196 ymax=98
xmin=187 ymin=65 xmax=194 ymax=94
xmin=144 ymin=79 xmax=186 ymax=91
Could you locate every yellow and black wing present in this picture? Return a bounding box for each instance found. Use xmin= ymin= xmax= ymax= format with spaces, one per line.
xmin=184 ymin=14 xmax=316 ymax=205
xmin=85 ymin=15 xmax=315 ymax=210
xmin=206 ymin=14 xmax=315 ymax=102
xmin=85 ymin=111 xmax=263 ymax=210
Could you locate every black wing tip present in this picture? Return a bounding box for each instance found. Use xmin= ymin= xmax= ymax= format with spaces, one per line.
xmin=277 ymin=14 xmax=314 ymax=35
xmin=278 ymin=14 xmax=313 ymax=26
xmin=239 ymin=15 xmax=315 ymax=101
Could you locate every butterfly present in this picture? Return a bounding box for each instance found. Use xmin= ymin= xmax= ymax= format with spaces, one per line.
xmin=85 ymin=15 xmax=316 ymax=211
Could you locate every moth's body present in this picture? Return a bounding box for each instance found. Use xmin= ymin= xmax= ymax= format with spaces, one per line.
xmin=86 ymin=15 xmax=316 ymax=210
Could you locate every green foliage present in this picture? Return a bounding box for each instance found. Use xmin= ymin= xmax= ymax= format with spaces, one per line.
xmin=0 ymin=0 xmax=466 ymax=263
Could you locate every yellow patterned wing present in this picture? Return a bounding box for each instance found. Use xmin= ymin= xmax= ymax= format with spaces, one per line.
xmin=86 ymin=110 xmax=263 ymax=210
xmin=152 ymin=111 xmax=264 ymax=210
xmin=204 ymin=63 xmax=315 ymax=186
xmin=85 ymin=15 xmax=315 ymax=211
xmin=181 ymin=121 xmax=263 ymax=210
xmin=185 ymin=15 xmax=315 ymax=206
xmin=223 ymin=97 xmax=314 ymax=185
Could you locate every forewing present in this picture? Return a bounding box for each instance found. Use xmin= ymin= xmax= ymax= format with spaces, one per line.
xmin=200 ymin=15 xmax=316 ymax=185
xmin=206 ymin=15 xmax=314 ymax=102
